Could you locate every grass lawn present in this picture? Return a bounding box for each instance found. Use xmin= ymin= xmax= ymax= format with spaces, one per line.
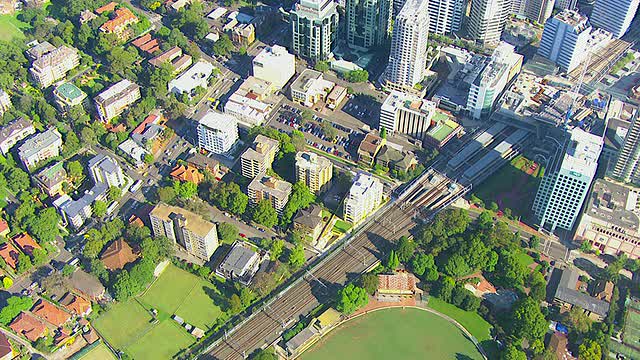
xmin=139 ymin=264 xmax=223 ymax=329
xmin=125 ymin=320 xmax=194 ymax=360
xmin=516 ymin=251 xmax=535 ymax=268
xmin=0 ymin=14 xmax=30 ymax=41
xmin=473 ymin=155 xmax=544 ymax=218
xmin=92 ymin=300 xmax=154 ymax=349
xmin=302 ymin=307 xmax=483 ymax=360
xmin=76 ymin=343 xmax=116 ymax=360
xmin=332 ymin=219 xmax=352 ymax=233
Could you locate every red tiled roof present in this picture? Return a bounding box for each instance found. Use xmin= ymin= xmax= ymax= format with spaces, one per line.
xmin=132 ymin=33 xmax=152 ymax=47
xmin=100 ymin=7 xmax=138 ymax=33
xmin=9 ymin=312 xmax=46 ymax=342
xmin=0 ymin=242 xmax=19 ymax=269
xmin=170 ymin=164 xmax=204 ymax=184
xmin=100 ymin=239 xmax=138 ymax=271
xmin=132 ymin=112 xmax=162 ymax=135
xmin=0 ymin=331 xmax=11 ymax=358
xmin=31 ymin=299 xmax=71 ymax=327
xmin=0 ymin=219 xmax=9 ymax=235
xmin=83 ymin=328 xmax=99 ymax=344
xmin=95 ymin=1 xmax=117 ymax=14
xmin=149 ymin=46 xmax=182 ymax=67
xmin=59 ymin=293 xmax=91 ymax=316
xmin=377 ymin=272 xmax=418 ymax=293
xmin=139 ymin=39 xmax=159 ymax=52
xmin=12 ymin=233 xmax=40 ymax=255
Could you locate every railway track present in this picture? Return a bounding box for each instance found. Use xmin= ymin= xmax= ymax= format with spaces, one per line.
xmin=202 ymin=174 xmax=450 ymax=359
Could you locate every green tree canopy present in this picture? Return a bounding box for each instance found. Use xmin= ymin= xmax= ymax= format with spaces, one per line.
xmin=251 ymin=199 xmax=278 ymax=228
xmin=92 ymin=200 xmax=107 ymax=218
xmin=336 ymin=283 xmax=368 ymax=315
xmin=288 ymin=244 xmax=305 ymax=269
xmin=0 ymin=296 xmax=33 ymax=324
xmin=217 ymin=222 xmax=238 ymax=243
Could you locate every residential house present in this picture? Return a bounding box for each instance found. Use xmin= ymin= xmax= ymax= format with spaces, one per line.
xmin=376 ymin=271 xmax=423 ymax=302
xmin=100 ymin=7 xmax=139 ymax=39
xmin=31 ymin=299 xmax=71 ymax=327
xmin=79 ymin=9 xmax=97 ymax=24
xmin=357 ymin=132 xmax=386 ymax=167
xmin=59 ymin=293 xmax=92 ymax=317
xmin=0 ymin=0 xmax=18 ymax=14
xmin=17 ymin=128 xmax=63 ymax=170
xmin=29 ymin=45 xmax=80 ymax=88
xmin=34 ymin=161 xmax=67 ymax=196
xmin=149 ymin=46 xmax=192 ymax=74
xmin=186 ymin=152 xmax=221 ymax=177
xmin=164 ymin=0 xmax=191 ymax=11
xmin=12 ymin=233 xmax=40 ymax=256
xmin=53 ymin=82 xmax=87 ymax=111
xmin=118 ymin=139 xmax=149 ymax=167
xmin=293 ymin=204 xmax=324 ymax=242
xmin=247 ymin=175 xmax=292 ymax=215
xmin=286 ymin=308 xmax=341 ymax=356
xmin=100 ymin=239 xmax=139 ymax=271
xmin=0 ymin=118 xmax=35 ymax=155
xmin=94 ymin=79 xmax=141 ymax=123
xmin=131 ymin=33 xmax=160 ymax=55
xmin=0 ymin=332 xmax=13 ymax=360
xmin=240 ymin=135 xmax=279 ymax=178
xmin=549 ymin=268 xmax=610 ymax=320
xmin=376 ymin=147 xmax=417 ymax=173
xmin=216 ymin=241 xmax=262 ymax=285
xmin=290 ymin=69 xmax=335 ymax=107
xmin=463 ymin=273 xmax=498 ymax=298
xmin=0 ymin=219 xmax=9 ymax=237
xmin=231 ymin=23 xmax=255 ymax=46
xmin=548 ymin=332 xmax=576 ymax=360
xmin=95 ymin=2 xmax=117 ymax=14
xmin=170 ymin=164 xmax=204 ymax=184
xmin=0 ymin=242 xmax=19 ymax=269
xmin=9 ymin=312 xmax=47 ymax=341
xmin=168 ymin=60 xmax=215 ymax=98
xmin=69 ymin=270 xmax=106 ymax=301
xmin=595 ymin=281 xmax=615 ymax=303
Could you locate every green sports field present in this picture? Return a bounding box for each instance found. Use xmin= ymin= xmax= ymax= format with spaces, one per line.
xmin=0 ymin=14 xmax=30 ymax=41
xmin=76 ymin=342 xmax=116 ymax=360
xmin=125 ymin=320 xmax=194 ymax=360
xmin=302 ymin=308 xmax=484 ymax=360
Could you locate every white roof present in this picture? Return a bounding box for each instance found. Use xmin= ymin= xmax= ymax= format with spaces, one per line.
xmin=349 ymin=172 xmax=381 ymax=197
xmin=199 ymin=111 xmax=238 ymax=132
xmin=205 ymin=32 xmax=219 ymax=42
xmin=169 ymin=60 xmax=214 ymax=93
xmin=562 ymin=128 xmax=603 ymax=177
xmin=207 ymin=7 xmax=227 ymax=19
xmin=118 ymin=139 xmax=148 ymax=163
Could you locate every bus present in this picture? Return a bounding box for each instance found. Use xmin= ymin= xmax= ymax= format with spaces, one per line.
xmin=130 ymin=180 xmax=142 ymax=193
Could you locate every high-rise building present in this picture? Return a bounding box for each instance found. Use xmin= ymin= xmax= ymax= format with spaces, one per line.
xmin=197 ymin=111 xmax=239 ymax=154
xmin=524 ymin=0 xmax=556 ymax=24
xmin=295 ymin=152 xmax=333 ymax=194
xmin=428 ymin=0 xmax=464 ymax=34
xmin=252 ymin=45 xmax=296 ymax=89
xmin=240 ymin=135 xmax=279 ymax=178
xmin=384 ymin=0 xmax=430 ymax=92
xmin=290 ymin=0 xmax=339 ymax=61
xmin=554 ymin=0 xmax=576 ymax=10
xmin=611 ymin=107 xmax=640 ymax=184
xmin=248 ymin=175 xmax=292 ymax=214
xmin=87 ymin=154 xmax=126 ymax=188
xmin=532 ymin=128 xmax=603 ymax=231
xmin=346 ymin=0 xmax=392 ymax=50
xmin=94 ymin=79 xmax=141 ymax=123
xmin=29 ymin=46 xmax=80 ymax=88
xmin=467 ymin=0 xmax=510 ymax=45
xmin=590 ymin=0 xmax=640 ymax=38
xmin=467 ymin=43 xmax=523 ymax=119
xmin=150 ymin=203 xmax=219 ymax=261
xmin=537 ymin=10 xmax=612 ymax=73
xmin=379 ymin=91 xmax=436 ymax=138
xmin=344 ymin=172 xmax=383 ymax=224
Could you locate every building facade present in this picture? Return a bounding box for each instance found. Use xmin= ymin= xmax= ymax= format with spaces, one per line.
xmin=524 ymin=0 xmax=555 ymax=24
xmin=428 ymin=0 xmax=464 ymax=35
xmin=290 ymin=69 xmax=335 ymax=107
xmin=247 ymin=175 xmax=292 ymax=214
xmin=533 ymin=128 xmax=604 ymax=231
xmin=17 ymin=128 xmax=63 ymax=169
xmin=240 ymin=135 xmax=279 ymax=178
xmin=53 ymin=82 xmax=87 ymax=111
xmin=150 ymin=203 xmax=219 ymax=261
xmin=345 ymin=0 xmax=392 ymax=50
xmin=197 ymin=111 xmax=239 ymax=154
xmin=611 ymin=107 xmax=640 ymax=184
xmin=290 ymin=0 xmax=339 ymax=61
xmin=467 ymin=0 xmax=510 ymax=45
xmin=87 ymin=153 xmax=126 ymax=188
xmin=29 ymin=46 xmax=79 ymax=88
xmin=344 ymin=172 xmax=383 ymax=223
xmin=252 ymin=45 xmax=296 ymax=89
xmin=94 ymin=79 xmax=141 ymax=123
xmin=0 ymin=118 xmax=35 ymax=155
xmin=0 ymin=89 xmax=11 ymax=118
xmin=380 ymin=91 xmax=436 ymax=138
xmin=590 ymin=0 xmax=640 ymax=38
xmin=295 ymin=151 xmax=333 ymax=194
xmin=384 ymin=0 xmax=429 ymax=92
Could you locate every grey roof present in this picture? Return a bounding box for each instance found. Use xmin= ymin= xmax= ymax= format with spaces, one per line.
xmin=88 ymin=153 xmax=119 ymax=174
xmin=218 ymin=242 xmax=258 ymax=277
xmin=18 ymin=128 xmax=62 ymax=160
xmin=585 ymin=179 xmax=639 ymax=230
xmin=604 ymin=117 xmax=628 ymax=151
xmin=131 ymin=123 xmax=163 ymax=146
xmin=60 ymin=183 xmax=108 ymax=219
xmin=291 ymin=69 xmax=323 ymax=94
xmin=69 ymin=270 xmax=105 ymax=299
xmin=286 ymin=326 xmax=319 ymax=353
xmin=552 ymin=268 xmax=610 ymax=317
xmin=447 ymin=122 xmax=507 ymax=169
xmin=26 ymin=41 xmax=55 ymax=60
xmin=293 ymin=204 xmax=323 ymax=229
xmin=186 ymin=152 xmax=220 ymax=169
xmin=35 ymin=161 xmax=66 ymax=188
xmin=0 ymin=118 xmax=34 ymax=144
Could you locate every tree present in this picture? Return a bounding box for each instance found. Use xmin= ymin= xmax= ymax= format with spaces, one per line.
xmin=494 ymin=250 xmax=528 ymax=288
xmin=344 ymin=69 xmax=369 ymax=83
xmin=566 ymin=306 xmax=592 ymax=333
xmin=336 ymin=283 xmax=368 ymax=315
xmin=143 ymin=153 xmax=154 ymax=164
xmin=0 ymin=296 xmax=33 ymax=324
xmin=578 ymin=339 xmax=601 ymax=360
xmin=288 ymin=244 xmax=305 ymax=268
xmin=529 ymin=235 xmax=540 ymax=249
xmin=228 ymin=293 xmax=243 ymax=313
xmin=16 ymin=253 xmax=32 ymax=274
xmin=252 ymin=199 xmax=278 ymax=228
xmin=396 ymin=236 xmax=416 ymax=263
xmin=108 ymin=186 xmax=122 ymax=202
xmin=173 ymin=180 xmax=198 ymax=199
xmin=31 ymin=248 xmax=47 ymax=266
xmin=314 ymin=61 xmax=329 ymax=72
xmin=510 ymin=297 xmax=548 ymax=345
xmin=321 ymin=121 xmax=337 ymax=141
xmin=269 ymin=239 xmax=284 ymax=261
xmin=360 ymin=273 xmax=379 ymax=295
xmin=301 ymin=110 xmax=313 ymax=124
xmin=489 ymin=202 xmax=499 ymax=212
xmin=80 ymin=126 xmax=96 ymax=145
xmin=380 ymin=127 xmax=387 ymax=139
xmin=280 ymin=182 xmax=314 ymax=226
xmin=411 ymin=253 xmax=438 ymax=281
xmin=2 ymin=277 xmax=12 ymax=289
xmin=62 ymin=264 xmax=75 ymax=277
xmin=443 ymin=254 xmax=471 ymax=278
xmin=6 ymin=167 xmax=29 ymax=193
xmin=27 ymin=208 xmax=60 ymax=243
xmin=158 ymin=186 xmax=176 ymax=204
xmin=386 ymin=250 xmax=400 ymax=271
xmin=529 ymin=271 xmax=547 ymax=302
xmin=212 ymin=34 xmax=234 ymax=57
xmin=217 ymin=222 xmax=238 ymax=243
xmin=66 ymin=160 xmax=84 ymax=183
xmin=501 ymin=344 xmax=527 ymax=360
xmin=252 ymin=348 xmax=277 ymax=360
xmin=93 ymin=200 xmax=107 ymax=218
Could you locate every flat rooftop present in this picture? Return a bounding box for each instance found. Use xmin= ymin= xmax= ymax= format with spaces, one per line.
xmin=586 ymin=179 xmax=640 ymax=230
xmin=150 ymin=203 xmax=216 ymax=238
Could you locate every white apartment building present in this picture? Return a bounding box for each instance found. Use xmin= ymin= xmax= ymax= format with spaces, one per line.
xmin=344 ymin=172 xmax=383 ymax=224
xmin=240 ymin=135 xmax=279 ymax=178
xmin=252 ymin=45 xmax=296 ymax=89
xmin=533 ymin=128 xmax=604 ymax=231
xmin=150 ymin=203 xmax=219 ymax=261
xmin=17 ymin=128 xmax=63 ymax=169
xmin=290 ymin=0 xmax=339 ymax=61
xmin=379 ymin=91 xmax=437 ymax=139
xmin=346 ymin=0 xmax=392 ymax=50
xmin=0 ymin=118 xmax=34 ymax=155
xmin=224 ymin=94 xmax=270 ymax=127
xmin=94 ymin=79 xmax=141 ymax=123
xmin=538 ymin=10 xmax=612 ymax=73
xmin=87 ymin=153 xmax=126 ymax=188
xmin=0 ymin=89 xmax=11 ymax=118
xmin=168 ymin=60 xmax=214 ymax=97
xmin=467 ymin=43 xmax=523 ymax=120
xmin=384 ymin=0 xmax=429 ymax=92
xmin=29 ymin=46 xmax=80 ymax=88
xmin=590 ymin=0 xmax=639 ymax=38
xmin=611 ymin=106 xmax=640 ymax=184
xmin=467 ymin=0 xmax=510 ymax=45
xmin=524 ymin=0 xmax=555 ymax=24
xmin=295 ymin=151 xmax=333 ymax=194
xmin=290 ymin=69 xmax=335 ymax=107
xmin=197 ymin=111 xmax=239 ymax=154
xmin=428 ymin=0 xmax=464 ymax=35
xmin=248 ymin=175 xmax=292 ymax=214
